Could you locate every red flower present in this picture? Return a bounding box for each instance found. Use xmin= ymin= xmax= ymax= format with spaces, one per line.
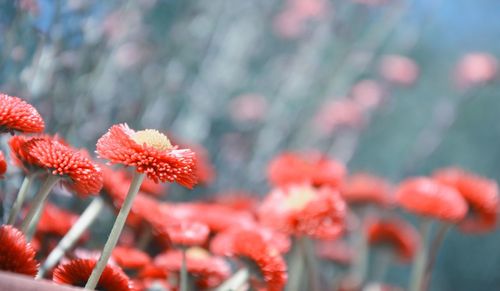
xmin=229 ymin=230 xmax=288 ymax=291
xmin=0 ymin=93 xmax=44 ymax=134
xmin=379 ymin=55 xmax=419 ymax=86
xmin=433 ymin=168 xmax=499 ymax=233
xmin=22 ymin=136 xmax=103 ymax=196
xmin=396 ymin=177 xmax=467 ymax=222
xmin=366 ymin=218 xmax=419 ymax=262
xmin=268 ymin=152 xmax=346 ymax=188
xmin=455 ymin=53 xmax=498 ymax=89
xmin=37 ymin=203 xmax=78 ymax=237
xmin=155 ymin=248 xmax=230 ymax=288
xmin=210 ymin=224 xmax=291 ymax=256
xmin=0 ymin=225 xmax=39 ymax=276
xmin=163 ymin=221 xmax=210 ymax=247
xmin=96 ymin=124 xmax=197 ymax=188
xmin=9 ymin=135 xmax=42 ymax=173
xmin=0 ymin=150 xmax=6 ymax=177
xmin=211 ymin=192 xmax=259 ymax=213
xmin=112 ymin=246 xmax=151 ymax=270
xmin=160 ymin=202 xmax=256 ymax=233
xmin=53 ymin=258 xmax=134 ymax=290
xmin=341 ymin=173 xmax=393 ymax=207
xmin=258 ymin=184 xmax=347 ymax=239
xmin=316 ymin=240 xmax=354 ymax=266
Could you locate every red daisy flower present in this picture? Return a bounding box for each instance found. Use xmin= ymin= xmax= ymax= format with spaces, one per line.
xmin=160 ymin=202 xmax=256 ymax=233
xmin=211 ymin=192 xmax=259 ymax=213
xmin=341 ymin=173 xmax=393 ymax=207
xmin=154 ymin=248 xmax=230 ymax=288
xmin=433 ymin=167 xmax=499 ymax=232
xmin=0 ymin=150 xmax=6 ymax=177
xmin=96 ymin=124 xmax=197 ymax=188
xmin=0 ymin=225 xmax=39 ymax=276
xmin=9 ymin=135 xmax=42 ymax=173
xmin=23 ymin=136 xmax=103 ymax=196
xmin=366 ymin=218 xmax=419 ymax=262
xmin=53 ymin=259 xmax=134 ymax=290
xmin=268 ymin=152 xmax=346 ymax=188
xmin=37 ymin=203 xmax=79 ymax=237
xmin=210 ymin=224 xmax=291 ymax=256
xmin=112 ymin=246 xmax=151 ymax=270
xmin=163 ymin=221 xmax=210 ymax=247
xmin=258 ymin=184 xmax=347 ymax=239
xmin=0 ymin=93 xmax=45 ymax=134
xmin=230 ymin=230 xmax=288 ymax=291
xmin=396 ymin=177 xmax=467 ymax=222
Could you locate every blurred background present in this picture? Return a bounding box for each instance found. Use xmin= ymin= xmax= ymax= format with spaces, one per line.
xmin=1 ymin=0 xmax=500 ymax=290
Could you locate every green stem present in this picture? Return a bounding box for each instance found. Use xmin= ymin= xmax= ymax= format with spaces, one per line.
xmin=286 ymin=237 xmax=305 ymax=291
xmin=37 ymin=197 xmax=104 ymax=279
xmin=423 ymin=223 xmax=450 ymax=290
xmin=180 ymin=248 xmax=188 ymax=291
xmin=85 ymin=172 xmax=145 ymax=290
xmin=8 ymin=174 xmax=34 ymax=225
xmin=301 ymin=237 xmax=320 ymax=291
xmin=409 ymin=219 xmax=433 ymax=291
xmin=215 ymin=268 xmax=249 ymax=291
xmin=20 ymin=175 xmax=60 ymax=234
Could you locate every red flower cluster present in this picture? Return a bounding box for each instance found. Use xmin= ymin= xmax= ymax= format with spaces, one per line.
xmin=96 ymin=124 xmax=197 ymax=188
xmin=112 ymin=246 xmax=151 ymax=270
xmin=0 ymin=225 xmax=39 ymax=276
xmin=37 ymin=203 xmax=79 ymax=237
xmin=0 ymin=93 xmax=45 ymax=134
xmin=341 ymin=173 xmax=393 ymax=207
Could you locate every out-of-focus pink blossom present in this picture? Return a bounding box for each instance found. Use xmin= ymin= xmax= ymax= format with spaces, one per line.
xmin=314 ymin=99 xmax=364 ymax=135
xmin=229 ymin=93 xmax=268 ymax=123
xmin=350 ymin=79 xmax=385 ymax=110
xmin=379 ymin=55 xmax=419 ymax=86
xmin=273 ymin=0 xmax=330 ymax=39
xmin=455 ymin=53 xmax=498 ymax=89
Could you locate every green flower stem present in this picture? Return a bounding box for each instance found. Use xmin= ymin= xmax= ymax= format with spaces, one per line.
xmin=409 ymin=219 xmax=433 ymax=291
xmin=301 ymin=237 xmax=320 ymax=291
xmin=180 ymin=248 xmax=188 ymax=291
xmin=8 ymin=174 xmax=34 ymax=225
xmin=20 ymin=175 xmax=60 ymax=234
xmin=423 ymin=223 xmax=450 ymax=290
xmin=85 ymin=172 xmax=145 ymax=290
xmin=37 ymin=197 xmax=105 ymax=279
xmin=286 ymin=237 xmax=305 ymax=291
xmin=215 ymin=268 xmax=249 ymax=291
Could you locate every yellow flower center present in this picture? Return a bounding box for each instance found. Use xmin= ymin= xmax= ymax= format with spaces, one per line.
xmin=186 ymin=247 xmax=210 ymax=260
xmin=132 ymin=129 xmax=172 ymax=151
xmin=284 ymin=186 xmax=316 ymax=211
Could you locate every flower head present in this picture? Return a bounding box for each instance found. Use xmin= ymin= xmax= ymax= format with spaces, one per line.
xmin=22 ymin=136 xmax=103 ymax=196
xmin=230 ymin=230 xmax=288 ymax=291
xmin=433 ymin=167 xmax=499 ymax=232
xmin=0 ymin=150 xmax=6 ymax=177
xmin=258 ymin=184 xmax=346 ymax=239
xmin=366 ymin=218 xmax=419 ymax=262
xmin=96 ymin=124 xmax=197 ymax=188
xmin=341 ymin=173 xmax=393 ymax=207
xmin=316 ymin=240 xmax=354 ymax=266
xmin=53 ymin=258 xmax=134 ymax=290
xmin=396 ymin=177 xmax=467 ymax=222
xmin=164 ymin=221 xmax=210 ymax=247
xmin=0 ymin=93 xmax=44 ymax=134
xmin=0 ymin=225 xmax=39 ymax=276
xmin=155 ymin=248 xmax=230 ymax=288
xmin=37 ymin=203 xmax=79 ymax=237
xmin=112 ymin=246 xmax=151 ymax=270
xmin=268 ymin=152 xmax=346 ymax=188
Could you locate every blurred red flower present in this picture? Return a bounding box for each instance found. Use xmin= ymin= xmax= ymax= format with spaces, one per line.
xmin=0 ymin=150 xmax=6 ymax=177
xmin=396 ymin=177 xmax=467 ymax=222
xmin=258 ymin=184 xmax=346 ymax=239
xmin=455 ymin=53 xmax=498 ymax=89
xmin=268 ymin=152 xmax=346 ymax=188
xmin=316 ymin=240 xmax=354 ymax=266
xmin=314 ymin=99 xmax=365 ymax=135
xmin=341 ymin=173 xmax=393 ymax=207
xmin=0 ymin=93 xmax=44 ymax=134
xmin=379 ymin=55 xmax=419 ymax=86
xmin=230 ymin=230 xmax=287 ymax=291
xmin=53 ymin=258 xmax=134 ymax=290
xmin=433 ymin=167 xmax=499 ymax=233
xmin=155 ymin=248 xmax=230 ymax=288
xmin=0 ymin=225 xmax=39 ymax=276
xmin=366 ymin=218 xmax=419 ymax=262
xmin=163 ymin=221 xmax=210 ymax=247
xmin=37 ymin=203 xmax=79 ymax=237
xmin=96 ymin=124 xmax=197 ymax=188
xmin=112 ymin=246 xmax=151 ymax=270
